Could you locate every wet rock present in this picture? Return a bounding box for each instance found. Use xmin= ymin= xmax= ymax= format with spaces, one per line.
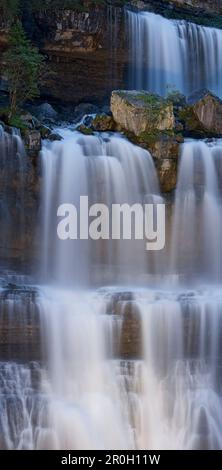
xmin=180 ymin=89 xmax=222 ymax=137
xmin=20 ymin=112 xmax=40 ymax=130
xmin=111 ymin=90 xmax=175 ymax=136
xmin=77 ymin=124 xmax=94 ymax=135
xmin=0 ymin=287 xmax=41 ymax=361
xmin=162 ymin=0 xmax=222 ymax=15
xmin=24 ymin=130 xmax=41 ymax=152
xmin=101 ymin=105 xmax=111 ymax=115
xmin=91 ymin=114 xmax=116 ymax=132
xmin=33 ymin=102 xmax=58 ymax=121
xmin=48 ymin=132 xmax=63 ymax=141
xmin=145 ymin=134 xmax=182 ymax=192
xmin=39 ymin=125 xmax=51 ymax=139
xmin=74 ymin=103 xmax=99 ymax=122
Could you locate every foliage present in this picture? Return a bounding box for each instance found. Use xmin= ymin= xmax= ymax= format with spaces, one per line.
xmin=3 ymin=22 xmax=44 ymax=118
xmin=8 ymin=114 xmax=28 ymax=130
xmin=0 ymin=0 xmax=20 ymax=21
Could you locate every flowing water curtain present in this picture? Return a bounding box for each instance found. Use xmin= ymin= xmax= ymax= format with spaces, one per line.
xmin=0 ymin=126 xmax=27 ymax=256
xmin=127 ymin=10 xmax=222 ymax=96
xmin=41 ymin=130 xmax=161 ymax=286
xmin=170 ymin=140 xmax=222 ymax=281
xmin=134 ymin=290 xmax=222 ymax=450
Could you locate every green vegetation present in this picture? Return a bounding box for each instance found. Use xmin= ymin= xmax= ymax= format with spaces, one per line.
xmin=136 ymin=92 xmax=171 ymax=127
xmin=3 ymin=22 xmax=44 ymax=119
xmin=0 ymin=0 xmax=20 ymax=21
xmin=78 ymin=124 xmax=94 ymax=135
xmin=8 ymin=114 xmax=28 ymax=130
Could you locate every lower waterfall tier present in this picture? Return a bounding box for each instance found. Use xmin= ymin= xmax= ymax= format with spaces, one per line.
xmin=1 ymin=281 xmax=222 ymax=450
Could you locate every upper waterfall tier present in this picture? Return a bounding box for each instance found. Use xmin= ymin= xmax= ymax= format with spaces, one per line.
xmin=41 ymin=130 xmax=161 ymax=287
xmin=127 ymin=10 xmax=222 ymax=96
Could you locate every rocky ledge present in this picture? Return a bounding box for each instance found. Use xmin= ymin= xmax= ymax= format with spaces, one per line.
xmin=85 ymin=88 xmax=222 ymax=192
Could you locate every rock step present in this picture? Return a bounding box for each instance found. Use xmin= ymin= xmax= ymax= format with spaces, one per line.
xmin=1 ymin=288 xmax=222 ymax=362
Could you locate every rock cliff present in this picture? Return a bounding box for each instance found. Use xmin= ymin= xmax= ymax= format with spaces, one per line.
xmin=1 ymin=1 xmax=222 ymax=104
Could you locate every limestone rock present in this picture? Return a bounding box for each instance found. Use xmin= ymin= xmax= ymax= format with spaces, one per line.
xmin=181 ymin=89 xmax=222 ymax=136
xmin=91 ymin=114 xmax=116 ymax=132
xmin=111 ymin=90 xmax=175 ymax=137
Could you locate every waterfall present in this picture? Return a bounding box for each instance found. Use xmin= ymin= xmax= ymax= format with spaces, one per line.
xmin=135 ymin=289 xmax=222 ymax=450
xmin=41 ymin=129 xmax=160 ymax=286
xmin=127 ymin=10 xmax=222 ymax=96
xmin=1 ymin=128 xmax=222 ymax=449
xmin=170 ymin=140 xmax=222 ymax=282
xmin=2 ymin=8 xmax=222 ymax=450
xmin=0 ymin=362 xmax=46 ymax=449
xmin=0 ymin=125 xmax=27 ymax=259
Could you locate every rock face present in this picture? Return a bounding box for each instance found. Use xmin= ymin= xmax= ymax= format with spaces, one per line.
xmin=181 ymin=89 xmax=222 ymax=136
xmin=1 ymin=2 xmax=222 ymax=105
xmin=145 ymin=134 xmax=181 ymax=192
xmin=111 ymin=90 xmax=179 ymax=192
xmin=164 ymin=0 xmax=222 ymax=14
xmin=91 ymin=114 xmax=116 ymax=132
xmin=30 ymin=4 xmax=126 ymax=104
xmin=132 ymin=0 xmax=222 ymax=15
xmin=111 ymin=90 xmax=175 ymax=136
xmin=0 ymin=123 xmax=40 ymax=264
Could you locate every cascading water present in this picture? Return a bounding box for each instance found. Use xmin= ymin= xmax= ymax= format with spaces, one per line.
xmin=2 ymin=8 xmax=222 ymax=450
xmin=0 ymin=125 xmax=27 ymax=258
xmin=127 ymin=10 xmax=222 ymax=96
xmin=2 ymin=126 xmax=222 ymax=449
xmin=170 ymin=140 xmax=222 ymax=282
xmin=41 ymin=129 xmax=160 ymax=286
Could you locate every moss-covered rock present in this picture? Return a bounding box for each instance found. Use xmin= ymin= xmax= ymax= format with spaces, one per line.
xmin=179 ymin=89 xmax=222 ymax=137
xmin=77 ymin=124 xmax=94 ymax=135
xmin=111 ymin=90 xmax=175 ymax=136
xmin=91 ymin=114 xmax=116 ymax=132
xmin=137 ymin=131 xmax=182 ymax=192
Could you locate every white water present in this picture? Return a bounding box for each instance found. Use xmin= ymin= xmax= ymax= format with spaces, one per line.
xmin=41 ymin=130 xmax=160 ymax=286
xmin=0 ymin=125 xmax=27 ymax=254
xmin=1 ymin=130 xmax=222 ymax=448
xmin=2 ymin=11 xmax=222 ymax=446
xmin=170 ymin=140 xmax=222 ymax=282
xmin=127 ymin=10 xmax=222 ymax=96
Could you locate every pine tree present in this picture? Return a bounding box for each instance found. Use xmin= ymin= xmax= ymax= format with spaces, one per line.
xmin=3 ymin=22 xmax=44 ymax=119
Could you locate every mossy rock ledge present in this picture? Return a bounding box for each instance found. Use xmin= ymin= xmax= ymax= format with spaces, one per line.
xmin=111 ymin=90 xmax=181 ymax=192
xmin=180 ymin=89 xmax=222 ymax=137
xmin=111 ymin=90 xmax=175 ymax=136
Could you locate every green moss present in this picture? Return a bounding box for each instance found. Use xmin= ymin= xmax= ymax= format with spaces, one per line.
xmin=78 ymin=124 xmax=94 ymax=135
xmin=179 ymin=106 xmax=199 ymax=129
xmin=138 ymin=129 xmax=175 ymax=145
xmin=0 ymin=106 xmax=29 ymax=131
xmin=8 ymin=114 xmax=28 ymax=131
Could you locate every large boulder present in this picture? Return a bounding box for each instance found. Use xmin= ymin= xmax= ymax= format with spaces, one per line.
xmin=180 ymin=89 xmax=222 ymax=137
xmin=33 ymin=102 xmax=58 ymax=122
xmin=111 ymin=90 xmax=175 ymax=136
